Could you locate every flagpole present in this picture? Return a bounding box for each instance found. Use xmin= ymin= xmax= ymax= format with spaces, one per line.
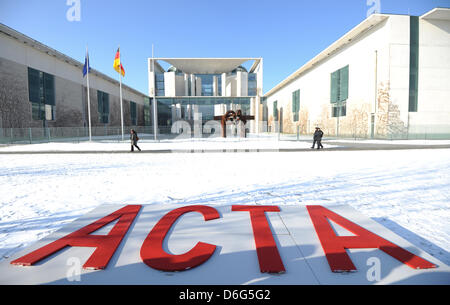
xmin=86 ymin=46 xmax=92 ymax=142
xmin=152 ymin=44 xmax=157 ymax=141
xmin=119 ymin=47 xmax=124 ymax=141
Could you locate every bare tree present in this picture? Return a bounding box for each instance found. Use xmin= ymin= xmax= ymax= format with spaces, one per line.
xmin=340 ymin=104 xmax=370 ymax=138
xmin=375 ymin=81 xmax=407 ymax=139
xmin=317 ymin=104 xmax=336 ymax=136
xmin=298 ymin=108 xmax=309 ymax=135
xmin=0 ymin=72 xmax=30 ymax=129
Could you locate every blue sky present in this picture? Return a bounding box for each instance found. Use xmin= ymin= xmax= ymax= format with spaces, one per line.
xmin=0 ymin=0 xmax=449 ymax=95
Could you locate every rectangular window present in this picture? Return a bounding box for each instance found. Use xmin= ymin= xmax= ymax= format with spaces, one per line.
xmin=331 ymin=103 xmax=346 ymax=118
xmin=155 ymin=73 xmax=165 ymax=96
xmin=97 ymin=90 xmax=109 ymax=124
xmin=130 ymin=101 xmax=137 ymax=125
xmin=248 ymin=73 xmax=257 ymax=96
xmin=43 ymin=72 xmax=55 ymax=106
xmin=339 ymin=65 xmax=349 ymax=102
xmin=330 ymin=65 xmax=349 ymax=104
xmin=330 ymin=70 xmax=340 ymax=104
xmin=144 ymin=97 xmax=151 ymax=126
xmin=262 ymin=98 xmax=268 ymax=123
xmin=28 ymin=67 xmax=55 ymax=121
xmin=273 ymin=101 xmax=278 ymax=121
xmin=292 ymin=89 xmax=300 ymax=122
xmin=217 ymin=75 xmax=222 ymax=96
xmin=409 ymin=16 xmax=419 ymax=112
xmin=31 ymin=101 xmax=44 ymax=120
xmin=197 ymin=74 xmax=215 ymax=96
xmin=28 ymin=67 xmax=42 ymax=104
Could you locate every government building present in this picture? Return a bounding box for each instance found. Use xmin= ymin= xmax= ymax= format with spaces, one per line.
xmin=0 ymin=7 xmax=449 ymax=141
xmin=264 ymin=7 xmax=450 ymax=139
xmin=147 ymin=58 xmax=263 ymax=136
xmin=0 ymin=23 xmax=150 ymax=141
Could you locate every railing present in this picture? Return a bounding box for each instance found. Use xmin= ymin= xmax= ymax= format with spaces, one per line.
xmin=0 ymin=126 xmax=155 ymax=144
xmin=1 ymin=123 xmax=449 ymax=145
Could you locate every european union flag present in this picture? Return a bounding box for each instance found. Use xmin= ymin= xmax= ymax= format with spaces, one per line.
xmin=83 ymin=50 xmax=91 ymax=77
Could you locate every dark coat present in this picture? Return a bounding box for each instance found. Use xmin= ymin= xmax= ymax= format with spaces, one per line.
xmin=313 ymin=130 xmax=324 ymax=141
xmin=130 ymin=132 xmax=138 ymax=145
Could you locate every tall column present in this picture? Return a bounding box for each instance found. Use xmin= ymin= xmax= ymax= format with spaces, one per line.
xmin=221 ymin=73 xmax=227 ymax=97
xmin=184 ymin=74 xmax=189 ymax=96
xmin=255 ymin=96 xmax=260 ymax=134
xmin=149 ymin=58 xmax=158 ymax=140
xmin=190 ymin=74 xmax=196 ymax=96
xmin=195 ymin=77 xmax=202 ymax=96
xmin=213 ymin=75 xmax=218 ymax=96
xmin=236 ymin=71 xmax=242 ymax=97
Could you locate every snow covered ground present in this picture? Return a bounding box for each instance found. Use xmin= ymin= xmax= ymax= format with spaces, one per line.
xmin=0 ymin=138 xmax=332 ymax=152
xmin=0 ymin=141 xmax=449 ymax=267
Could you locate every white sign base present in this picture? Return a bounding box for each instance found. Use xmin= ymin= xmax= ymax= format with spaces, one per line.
xmin=0 ymin=204 xmax=448 ymax=285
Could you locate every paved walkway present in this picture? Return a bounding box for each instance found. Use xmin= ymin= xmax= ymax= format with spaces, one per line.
xmin=0 ymin=140 xmax=450 ymax=154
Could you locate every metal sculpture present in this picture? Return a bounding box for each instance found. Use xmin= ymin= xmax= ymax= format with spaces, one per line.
xmin=214 ymin=110 xmax=255 ymax=138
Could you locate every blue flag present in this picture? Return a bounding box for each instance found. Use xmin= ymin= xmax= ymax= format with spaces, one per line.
xmin=83 ymin=50 xmax=91 ymax=77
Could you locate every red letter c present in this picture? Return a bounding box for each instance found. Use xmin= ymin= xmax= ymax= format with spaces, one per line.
xmin=140 ymin=205 xmax=220 ymax=271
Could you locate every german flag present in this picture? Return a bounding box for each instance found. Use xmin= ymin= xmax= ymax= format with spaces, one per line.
xmin=113 ymin=48 xmax=125 ymax=77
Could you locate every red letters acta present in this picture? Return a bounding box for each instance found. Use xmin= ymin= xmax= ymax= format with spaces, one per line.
xmin=11 ymin=204 xmax=436 ymax=274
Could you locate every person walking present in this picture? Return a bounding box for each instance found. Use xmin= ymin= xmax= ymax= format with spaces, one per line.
xmin=130 ymin=129 xmax=141 ymax=152
xmin=311 ymin=127 xmax=324 ymax=149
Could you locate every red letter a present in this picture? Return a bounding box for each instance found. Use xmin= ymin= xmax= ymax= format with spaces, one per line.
xmin=306 ymin=205 xmax=436 ymax=272
xmin=11 ymin=205 xmax=141 ymax=270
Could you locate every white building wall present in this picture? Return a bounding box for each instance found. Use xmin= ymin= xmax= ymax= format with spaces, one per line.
xmin=409 ymin=17 xmax=450 ymax=134
xmin=266 ymin=17 xmax=391 ymax=136
xmin=237 ymin=71 xmax=248 ymax=97
xmin=221 ymin=73 xmax=227 ymax=97
xmin=225 ymin=74 xmax=237 ymax=96
xmin=266 ymin=12 xmax=450 ymax=138
xmin=387 ymin=15 xmax=411 ymax=126
xmin=164 ymin=72 xmax=176 ymax=97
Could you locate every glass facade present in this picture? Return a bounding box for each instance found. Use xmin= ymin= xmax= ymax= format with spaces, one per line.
xmin=97 ymin=90 xmax=109 ymax=124
xmin=409 ymin=16 xmax=419 ymax=112
xmin=154 ymin=68 xmax=259 ymax=98
xmin=273 ymin=101 xmax=278 ymax=121
xmin=155 ymin=97 xmax=252 ymax=131
xmin=150 ymin=61 xmax=259 ymax=136
xmin=143 ymin=97 xmax=151 ymax=126
xmin=292 ymin=89 xmax=300 ymax=122
xmin=330 ymin=65 xmax=349 ymax=118
xmin=196 ymin=74 xmax=222 ymax=96
xmin=331 ymin=103 xmax=346 ymax=118
xmin=248 ymin=73 xmax=257 ymax=96
xmin=330 ymin=65 xmax=349 ymax=104
xmin=130 ymin=101 xmax=137 ymax=125
xmin=28 ymin=67 xmax=55 ymax=122
xmin=155 ymin=73 xmax=165 ymax=96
